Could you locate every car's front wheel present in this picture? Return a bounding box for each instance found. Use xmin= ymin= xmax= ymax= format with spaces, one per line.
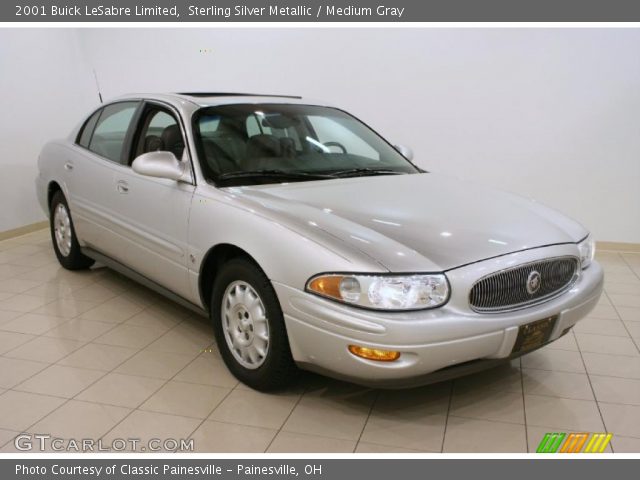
xmin=49 ymin=190 xmax=94 ymax=270
xmin=211 ymin=258 xmax=297 ymax=391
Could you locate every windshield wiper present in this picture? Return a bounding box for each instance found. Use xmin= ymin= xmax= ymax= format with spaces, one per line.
xmin=217 ymin=169 xmax=333 ymax=181
xmin=327 ymin=168 xmax=407 ymax=178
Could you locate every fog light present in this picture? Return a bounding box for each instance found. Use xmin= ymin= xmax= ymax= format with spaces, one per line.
xmin=348 ymin=345 xmax=401 ymax=362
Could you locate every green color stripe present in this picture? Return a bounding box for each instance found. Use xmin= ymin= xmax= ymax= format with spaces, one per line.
xmin=549 ymin=433 xmax=566 ymax=453
xmin=536 ymin=433 xmax=553 ymax=453
xmin=537 ymin=433 xmax=566 ymax=453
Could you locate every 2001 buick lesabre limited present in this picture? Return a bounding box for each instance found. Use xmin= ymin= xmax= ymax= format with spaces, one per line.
xmin=36 ymin=93 xmax=604 ymax=390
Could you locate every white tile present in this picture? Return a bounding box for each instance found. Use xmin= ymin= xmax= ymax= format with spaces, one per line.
xmin=590 ymin=375 xmax=640 ymax=405
xmin=609 ymin=294 xmax=640 ymax=309
xmin=0 ymin=357 xmax=49 ymax=389
xmin=443 ymin=417 xmax=527 ymax=453
xmin=574 ymin=318 xmax=630 ymax=337
xmin=141 ymin=381 xmax=229 ymax=419
xmin=80 ymin=296 xmax=144 ymax=323
xmin=43 ymin=318 xmax=115 ymax=341
xmin=57 ymin=343 xmax=137 ymax=371
xmin=4 ymin=336 xmax=85 ymax=363
xmin=617 ymin=307 xmax=640 ymax=322
xmin=75 ymin=373 xmax=165 ymax=408
xmin=283 ymin=384 xmax=376 ymax=441
xmin=0 ymin=313 xmax=69 ymax=335
xmin=524 ymin=394 xmax=604 ymax=431
xmin=190 ymin=420 xmax=276 ymax=453
xmin=583 ymin=352 xmax=640 ymax=379
xmin=450 ymin=388 xmax=524 ymax=424
xmin=15 ymin=365 xmax=105 ymax=398
xmin=30 ymin=400 xmax=131 ymax=439
xmin=522 ymin=369 xmax=594 ymax=400
xmin=268 ymin=432 xmax=356 ymax=453
xmin=521 ymin=348 xmax=586 ymax=373
xmin=102 ymin=410 xmax=201 ymax=451
xmin=173 ymin=355 xmax=238 ymax=388
xmin=576 ymin=333 xmax=639 ymax=356
xmin=0 ymin=294 xmax=51 ymax=313
xmin=586 ymin=305 xmax=620 ymax=320
xmin=210 ymin=388 xmax=300 ymax=429
xmin=0 ymin=331 xmax=35 ymax=354
xmin=93 ymin=324 xmax=165 ymax=349
xmin=114 ymin=349 xmax=196 ymax=379
xmin=0 ymin=391 xmax=66 ymax=431
xmin=599 ymin=402 xmax=640 ymax=439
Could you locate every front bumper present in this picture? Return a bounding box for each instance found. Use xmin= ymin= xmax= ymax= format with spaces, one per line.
xmin=275 ymin=246 xmax=604 ymax=388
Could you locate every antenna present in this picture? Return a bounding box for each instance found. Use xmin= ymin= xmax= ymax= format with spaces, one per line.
xmin=92 ymin=69 xmax=103 ymax=104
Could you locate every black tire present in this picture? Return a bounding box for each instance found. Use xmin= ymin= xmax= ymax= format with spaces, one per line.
xmin=211 ymin=257 xmax=298 ymax=391
xmin=49 ymin=191 xmax=94 ymax=270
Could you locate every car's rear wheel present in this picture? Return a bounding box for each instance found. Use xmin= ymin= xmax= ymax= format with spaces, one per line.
xmin=50 ymin=191 xmax=94 ymax=270
xmin=211 ymin=258 xmax=298 ymax=391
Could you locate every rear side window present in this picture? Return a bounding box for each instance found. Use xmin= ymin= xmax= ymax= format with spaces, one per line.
xmin=88 ymin=102 xmax=138 ymax=163
xmin=77 ymin=109 xmax=101 ymax=148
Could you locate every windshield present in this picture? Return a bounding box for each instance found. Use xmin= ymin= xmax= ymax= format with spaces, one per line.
xmin=192 ymin=104 xmax=421 ymax=186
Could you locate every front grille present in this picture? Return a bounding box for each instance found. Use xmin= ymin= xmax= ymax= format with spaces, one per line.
xmin=469 ymin=256 xmax=579 ymax=313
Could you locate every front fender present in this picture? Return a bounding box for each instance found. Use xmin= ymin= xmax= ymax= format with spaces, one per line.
xmin=187 ymin=188 xmax=387 ymax=306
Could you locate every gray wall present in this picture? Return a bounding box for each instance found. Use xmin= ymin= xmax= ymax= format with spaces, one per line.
xmin=2 ymin=28 xmax=639 ymax=243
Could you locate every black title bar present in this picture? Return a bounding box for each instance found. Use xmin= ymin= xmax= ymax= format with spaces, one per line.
xmin=5 ymin=0 xmax=640 ymax=22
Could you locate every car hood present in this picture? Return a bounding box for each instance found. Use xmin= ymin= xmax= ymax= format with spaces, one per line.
xmin=234 ymin=173 xmax=587 ymax=272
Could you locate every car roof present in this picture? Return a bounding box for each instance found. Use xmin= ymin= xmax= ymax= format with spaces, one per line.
xmin=111 ymin=92 xmax=333 ymax=111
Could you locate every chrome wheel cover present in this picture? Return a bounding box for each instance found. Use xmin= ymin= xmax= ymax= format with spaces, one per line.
xmin=53 ymin=203 xmax=72 ymax=257
xmin=221 ymin=280 xmax=270 ymax=369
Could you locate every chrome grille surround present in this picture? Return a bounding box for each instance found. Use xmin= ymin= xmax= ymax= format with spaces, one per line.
xmin=469 ymin=256 xmax=580 ymax=313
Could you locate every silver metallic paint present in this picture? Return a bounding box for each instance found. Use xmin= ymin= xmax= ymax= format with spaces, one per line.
xmin=36 ymin=93 xmax=604 ymax=386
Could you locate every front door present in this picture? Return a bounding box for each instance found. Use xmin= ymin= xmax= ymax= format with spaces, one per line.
xmin=110 ymin=103 xmax=195 ymax=300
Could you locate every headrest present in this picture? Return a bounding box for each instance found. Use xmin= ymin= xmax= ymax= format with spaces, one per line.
xmin=144 ymin=135 xmax=163 ymax=153
xmin=245 ymin=134 xmax=281 ymax=159
xmin=161 ymin=124 xmax=185 ymax=159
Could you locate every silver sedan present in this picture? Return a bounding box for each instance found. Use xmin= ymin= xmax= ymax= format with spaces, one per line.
xmin=36 ymin=93 xmax=604 ymax=390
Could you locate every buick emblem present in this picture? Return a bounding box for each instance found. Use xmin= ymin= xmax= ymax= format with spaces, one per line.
xmin=526 ymin=270 xmax=542 ymax=295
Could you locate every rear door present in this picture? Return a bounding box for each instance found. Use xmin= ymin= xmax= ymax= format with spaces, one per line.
xmin=66 ymin=101 xmax=140 ymax=262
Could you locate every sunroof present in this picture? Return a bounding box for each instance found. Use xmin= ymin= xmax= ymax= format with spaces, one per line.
xmin=178 ymin=92 xmax=302 ymax=99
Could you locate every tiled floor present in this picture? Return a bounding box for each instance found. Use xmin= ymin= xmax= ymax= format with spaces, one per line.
xmin=0 ymin=229 xmax=639 ymax=453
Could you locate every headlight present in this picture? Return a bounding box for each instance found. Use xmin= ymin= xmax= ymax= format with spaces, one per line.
xmin=306 ymin=273 xmax=450 ymax=310
xmin=577 ymin=235 xmax=595 ymax=269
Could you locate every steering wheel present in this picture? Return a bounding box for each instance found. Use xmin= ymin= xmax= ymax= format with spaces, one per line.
xmin=323 ymin=141 xmax=347 ymax=154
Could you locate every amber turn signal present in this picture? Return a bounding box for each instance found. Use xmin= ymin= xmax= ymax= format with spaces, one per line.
xmin=307 ymin=275 xmax=344 ymax=300
xmin=348 ymin=345 xmax=401 ymax=362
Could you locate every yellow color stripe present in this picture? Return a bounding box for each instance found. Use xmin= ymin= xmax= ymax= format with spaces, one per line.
xmin=597 ymin=433 xmax=613 ymax=453
xmin=589 ymin=434 xmax=606 ymax=453
xmin=584 ymin=434 xmax=598 ymax=453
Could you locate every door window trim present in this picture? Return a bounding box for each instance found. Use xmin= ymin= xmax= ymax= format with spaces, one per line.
xmin=74 ymin=100 xmax=142 ymax=166
xmin=127 ymin=99 xmax=197 ymax=186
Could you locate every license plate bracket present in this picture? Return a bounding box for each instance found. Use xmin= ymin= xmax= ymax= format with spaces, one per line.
xmin=512 ymin=316 xmax=558 ymax=355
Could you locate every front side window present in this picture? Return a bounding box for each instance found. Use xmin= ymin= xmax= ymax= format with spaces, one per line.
xmin=88 ymin=102 xmax=138 ymax=163
xmin=192 ymin=104 xmax=420 ymax=186
xmin=133 ymin=107 xmax=185 ymax=162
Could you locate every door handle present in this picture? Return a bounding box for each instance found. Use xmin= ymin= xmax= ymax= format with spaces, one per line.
xmin=116 ymin=180 xmax=129 ymax=194
xmin=64 ymin=162 xmax=74 ymax=171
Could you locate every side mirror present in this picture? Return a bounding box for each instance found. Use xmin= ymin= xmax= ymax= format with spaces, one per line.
xmin=394 ymin=144 xmax=414 ymax=161
xmin=132 ymin=151 xmax=186 ymax=181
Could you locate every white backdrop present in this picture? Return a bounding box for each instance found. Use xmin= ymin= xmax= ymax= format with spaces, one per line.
xmin=2 ymin=28 xmax=639 ymax=243
xmin=0 ymin=29 xmax=97 ymax=232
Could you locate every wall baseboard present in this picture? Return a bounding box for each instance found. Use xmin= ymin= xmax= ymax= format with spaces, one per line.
xmin=0 ymin=221 xmax=48 ymax=241
xmin=597 ymin=241 xmax=640 ymax=253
